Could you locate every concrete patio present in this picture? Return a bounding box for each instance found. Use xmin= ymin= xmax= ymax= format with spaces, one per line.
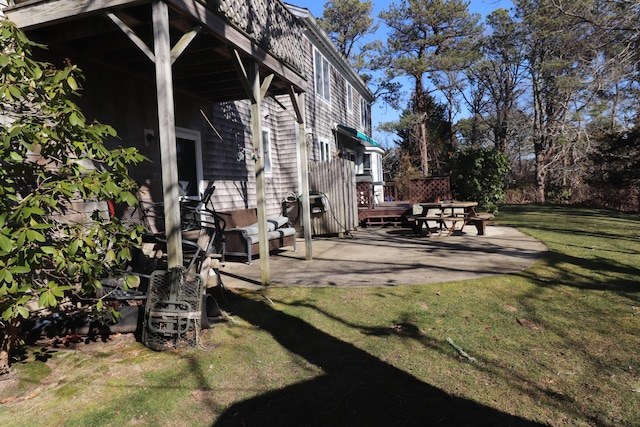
xmin=218 ymin=224 xmax=547 ymax=290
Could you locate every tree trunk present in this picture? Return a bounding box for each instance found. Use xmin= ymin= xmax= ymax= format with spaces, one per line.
xmin=535 ymin=149 xmax=546 ymax=203
xmin=419 ymin=120 xmax=429 ymax=176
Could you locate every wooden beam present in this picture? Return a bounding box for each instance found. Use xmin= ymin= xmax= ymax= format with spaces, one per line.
xmin=106 ymin=12 xmax=156 ymax=63
xmin=153 ymin=0 xmax=182 ymax=267
xmin=260 ymin=74 xmax=274 ymax=100
xmin=271 ymin=96 xmax=298 ymax=122
xmin=231 ymin=49 xmax=256 ymax=104
xmin=170 ymin=26 xmax=200 ymax=64
xmin=288 ymin=85 xmax=304 ymax=124
xmin=4 ymin=0 xmax=138 ymax=29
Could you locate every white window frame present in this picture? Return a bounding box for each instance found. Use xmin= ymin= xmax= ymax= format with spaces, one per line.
xmin=363 ymin=153 xmax=372 ymax=175
xmin=175 ymin=127 xmax=203 ymax=200
xmin=261 ymin=127 xmax=273 ymax=176
xmin=314 ymin=49 xmax=331 ymax=102
xmin=360 ymin=97 xmax=370 ymax=129
xmin=319 ymin=139 xmax=331 ymax=162
xmin=346 ymin=83 xmax=353 ymax=112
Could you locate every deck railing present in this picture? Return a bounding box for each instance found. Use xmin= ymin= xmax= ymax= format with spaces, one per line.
xmin=204 ymin=0 xmax=304 ymax=74
xmin=8 ymin=0 xmax=305 ymax=75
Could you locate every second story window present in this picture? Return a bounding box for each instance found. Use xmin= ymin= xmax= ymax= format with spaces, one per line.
xmin=346 ymin=83 xmax=353 ymax=112
xmin=360 ymin=97 xmax=370 ymax=129
xmin=314 ymin=49 xmax=330 ymax=102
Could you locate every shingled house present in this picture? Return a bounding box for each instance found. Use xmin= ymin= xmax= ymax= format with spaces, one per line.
xmin=1 ymin=0 xmax=380 ymax=282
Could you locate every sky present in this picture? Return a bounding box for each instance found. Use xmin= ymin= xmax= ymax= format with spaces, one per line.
xmin=288 ymin=0 xmax=514 ymax=147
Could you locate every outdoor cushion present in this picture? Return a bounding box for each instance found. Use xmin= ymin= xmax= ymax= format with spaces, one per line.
xmin=268 ymin=216 xmax=290 ymax=230
xmin=238 ymin=224 xmax=260 ymax=236
xmin=235 ymin=216 xmax=290 ymax=236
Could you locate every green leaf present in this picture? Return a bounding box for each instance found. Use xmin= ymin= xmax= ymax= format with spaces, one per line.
xmin=69 ymin=239 xmax=79 ymax=256
xmin=38 ymin=292 xmax=48 ymax=308
xmin=8 ymin=85 xmax=21 ymax=98
xmin=0 ymin=55 xmax=8 ymax=67
xmin=9 ymin=151 xmax=22 ymax=162
xmin=16 ymin=306 xmax=30 ymax=318
xmin=25 ymin=229 xmax=46 ymax=242
xmin=51 ymin=286 xmax=67 ymax=298
xmin=67 ymin=75 xmax=78 ymax=90
xmin=0 ymin=234 xmax=12 ymax=252
xmin=69 ymin=112 xmax=84 ymax=127
xmin=41 ymin=246 xmax=56 ymax=255
xmin=32 ymin=66 xmax=43 ymax=79
xmin=9 ymin=265 xmax=30 ymax=274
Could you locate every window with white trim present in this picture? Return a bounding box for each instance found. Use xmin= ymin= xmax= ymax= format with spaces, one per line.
xmin=360 ymin=97 xmax=370 ymax=129
xmin=346 ymin=83 xmax=353 ymax=112
xmin=262 ymin=128 xmax=272 ymax=176
xmin=364 ymin=153 xmax=372 ymax=175
xmin=319 ymin=139 xmax=330 ymax=162
xmin=314 ymin=49 xmax=331 ymax=102
xmin=176 ymin=127 xmax=203 ymax=199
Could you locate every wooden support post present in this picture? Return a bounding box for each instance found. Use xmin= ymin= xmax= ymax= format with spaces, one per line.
xmin=152 ymin=1 xmax=182 ymax=267
xmin=293 ymin=92 xmax=313 ymax=260
xmin=249 ymin=62 xmax=270 ymax=285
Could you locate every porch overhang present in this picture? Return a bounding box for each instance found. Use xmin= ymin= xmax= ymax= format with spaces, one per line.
xmin=336 ymin=124 xmax=381 ymax=148
xmin=3 ymin=0 xmax=307 ymax=101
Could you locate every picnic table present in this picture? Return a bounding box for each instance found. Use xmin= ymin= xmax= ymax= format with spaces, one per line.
xmin=407 ymin=201 xmax=494 ymax=236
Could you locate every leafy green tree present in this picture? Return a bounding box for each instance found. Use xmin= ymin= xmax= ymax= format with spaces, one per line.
xmin=317 ymin=0 xmax=378 ymax=77
xmin=467 ymin=8 xmax=526 ymax=153
xmin=515 ymin=0 xmax=597 ymax=202
xmin=0 ymin=21 xmax=146 ymax=373
xmin=377 ymin=0 xmax=482 ymax=176
xmin=380 ymin=93 xmax=453 ymax=177
xmin=448 ymin=148 xmax=510 ymax=213
xmin=589 ymin=123 xmax=640 ymax=188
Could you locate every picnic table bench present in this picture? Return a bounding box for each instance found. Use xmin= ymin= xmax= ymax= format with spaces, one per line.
xmin=407 ymin=201 xmax=494 ymax=236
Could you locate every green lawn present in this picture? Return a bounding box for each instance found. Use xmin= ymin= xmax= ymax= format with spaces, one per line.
xmin=1 ymin=204 xmax=638 ymax=426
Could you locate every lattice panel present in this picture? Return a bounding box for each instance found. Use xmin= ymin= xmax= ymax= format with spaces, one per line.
xmin=409 ymin=177 xmax=451 ymax=205
xmin=357 ymin=182 xmax=372 ymax=209
xmin=211 ymin=0 xmax=305 ymax=74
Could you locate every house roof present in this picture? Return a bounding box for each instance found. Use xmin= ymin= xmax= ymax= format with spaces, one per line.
xmin=3 ymin=0 xmax=307 ymax=102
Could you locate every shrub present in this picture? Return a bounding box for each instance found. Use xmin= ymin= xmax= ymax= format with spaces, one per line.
xmin=448 ymin=148 xmax=510 ymax=213
xmin=0 ymin=21 xmax=146 ymax=373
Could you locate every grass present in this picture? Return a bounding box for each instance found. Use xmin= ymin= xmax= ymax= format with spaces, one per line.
xmin=0 ymin=204 xmax=639 ymax=426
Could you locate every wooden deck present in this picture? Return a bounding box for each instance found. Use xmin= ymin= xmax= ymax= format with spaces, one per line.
xmin=358 ymin=201 xmax=412 ymax=227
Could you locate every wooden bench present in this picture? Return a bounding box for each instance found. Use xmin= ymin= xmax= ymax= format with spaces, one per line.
xmin=407 ymin=212 xmax=494 ymax=236
xmin=219 ymin=208 xmax=296 ymax=263
xmin=466 ymin=213 xmax=495 ymax=235
xmin=406 ymin=214 xmax=460 ymax=236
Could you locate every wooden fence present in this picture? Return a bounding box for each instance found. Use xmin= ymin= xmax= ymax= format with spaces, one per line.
xmin=409 ymin=176 xmax=451 ymax=205
xmin=308 ymin=158 xmax=358 ymax=236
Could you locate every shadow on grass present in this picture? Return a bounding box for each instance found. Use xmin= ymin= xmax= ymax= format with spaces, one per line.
xmin=212 ymin=295 xmax=547 ymax=427
xmin=521 ymin=250 xmax=640 ymax=297
xmin=498 ymin=204 xmax=640 ymax=249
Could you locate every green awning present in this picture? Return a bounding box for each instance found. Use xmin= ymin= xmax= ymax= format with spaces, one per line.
xmin=336 ymin=124 xmax=380 ymax=147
